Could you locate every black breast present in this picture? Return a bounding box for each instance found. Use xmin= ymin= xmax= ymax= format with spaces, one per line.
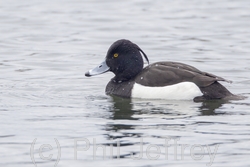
xmin=105 ymin=79 xmax=135 ymax=98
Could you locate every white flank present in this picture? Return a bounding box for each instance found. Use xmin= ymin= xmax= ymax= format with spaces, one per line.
xmin=131 ymin=82 xmax=203 ymax=100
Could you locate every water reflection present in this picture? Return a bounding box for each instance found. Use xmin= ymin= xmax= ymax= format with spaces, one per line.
xmin=199 ymin=100 xmax=227 ymax=115
xmin=105 ymin=97 xmax=227 ymax=140
xmin=108 ymin=96 xmax=229 ymax=120
xmin=105 ymin=96 xmax=230 ymax=135
xmin=104 ymin=96 xmax=230 ymax=159
xmin=108 ymin=96 xmax=138 ymax=120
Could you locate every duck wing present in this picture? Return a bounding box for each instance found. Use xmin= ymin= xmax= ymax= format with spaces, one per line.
xmin=135 ymin=61 xmax=231 ymax=87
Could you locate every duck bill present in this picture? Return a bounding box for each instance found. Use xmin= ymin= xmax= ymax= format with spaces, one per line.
xmin=85 ymin=61 xmax=110 ymax=77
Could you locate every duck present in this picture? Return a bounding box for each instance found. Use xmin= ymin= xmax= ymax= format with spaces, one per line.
xmin=85 ymin=39 xmax=236 ymax=101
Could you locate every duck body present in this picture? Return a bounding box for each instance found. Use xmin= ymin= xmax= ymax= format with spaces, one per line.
xmin=85 ymin=39 xmax=235 ymax=101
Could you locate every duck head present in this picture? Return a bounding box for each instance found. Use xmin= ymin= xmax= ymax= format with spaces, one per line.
xmin=85 ymin=39 xmax=149 ymax=82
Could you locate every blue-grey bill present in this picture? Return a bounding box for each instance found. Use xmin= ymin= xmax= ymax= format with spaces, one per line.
xmin=85 ymin=61 xmax=110 ymax=77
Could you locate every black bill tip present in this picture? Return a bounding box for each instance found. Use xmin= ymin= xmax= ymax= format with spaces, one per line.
xmin=85 ymin=71 xmax=91 ymax=77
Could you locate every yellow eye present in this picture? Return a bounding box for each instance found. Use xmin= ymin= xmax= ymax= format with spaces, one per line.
xmin=114 ymin=53 xmax=119 ymax=58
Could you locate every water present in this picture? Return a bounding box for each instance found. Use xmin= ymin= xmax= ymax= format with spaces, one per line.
xmin=0 ymin=0 xmax=250 ymax=167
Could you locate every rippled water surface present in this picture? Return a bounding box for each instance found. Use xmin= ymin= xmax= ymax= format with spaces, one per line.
xmin=1 ymin=0 xmax=250 ymax=167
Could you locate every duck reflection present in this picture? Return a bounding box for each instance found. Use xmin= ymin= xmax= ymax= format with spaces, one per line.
xmin=199 ymin=100 xmax=228 ymax=115
xmin=105 ymin=96 xmax=229 ymax=136
xmin=108 ymin=96 xmax=229 ymax=120
xmin=108 ymin=96 xmax=138 ymax=120
xmin=104 ymin=96 xmax=230 ymax=158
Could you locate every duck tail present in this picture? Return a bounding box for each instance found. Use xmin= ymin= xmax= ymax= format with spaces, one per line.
xmin=194 ymin=81 xmax=237 ymax=102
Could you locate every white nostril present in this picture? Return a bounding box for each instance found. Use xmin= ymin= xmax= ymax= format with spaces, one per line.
xmin=99 ymin=65 xmax=102 ymax=68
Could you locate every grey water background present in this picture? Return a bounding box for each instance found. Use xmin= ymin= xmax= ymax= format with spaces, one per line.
xmin=1 ymin=0 xmax=250 ymax=166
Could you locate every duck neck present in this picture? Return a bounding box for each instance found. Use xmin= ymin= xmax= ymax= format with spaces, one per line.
xmin=112 ymin=66 xmax=142 ymax=83
xmin=112 ymin=72 xmax=138 ymax=83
